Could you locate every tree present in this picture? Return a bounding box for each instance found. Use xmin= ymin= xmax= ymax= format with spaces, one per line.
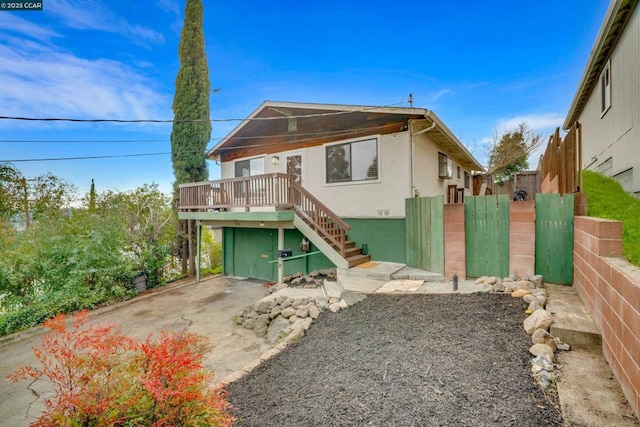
xmin=88 ymin=178 xmax=96 ymax=212
xmin=0 ymin=164 xmax=24 ymax=222
xmin=171 ymin=0 xmax=211 ymax=277
xmin=29 ymin=172 xmax=77 ymax=220
xmin=486 ymin=123 xmax=542 ymax=184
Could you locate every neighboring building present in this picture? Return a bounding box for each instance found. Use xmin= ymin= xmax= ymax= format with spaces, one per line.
xmin=179 ymin=101 xmax=482 ymax=282
xmin=564 ymin=0 xmax=640 ymax=197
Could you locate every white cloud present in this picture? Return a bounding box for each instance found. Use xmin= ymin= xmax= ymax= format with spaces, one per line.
xmin=0 ymin=39 xmax=172 ymax=124
xmin=481 ymin=113 xmax=566 ymax=169
xmin=495 ymin=113 xmax=565 ymax=135
xmin=0 ymin=13 xmax=61 ymax=41
xmin=47 ymin=0 xmax=165 ymax=46
xmin=157 ymin=0 xmax=181 ymax=16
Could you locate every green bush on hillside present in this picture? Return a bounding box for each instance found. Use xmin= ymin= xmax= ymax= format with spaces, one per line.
xmin=583 ymin=171 xmax=640 ymax=266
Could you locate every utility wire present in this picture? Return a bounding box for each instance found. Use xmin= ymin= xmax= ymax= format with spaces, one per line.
xmin=0 ymin=102 xmax=411 ymax=124
xmin=0 ymin=123 xmax=396 ymax=162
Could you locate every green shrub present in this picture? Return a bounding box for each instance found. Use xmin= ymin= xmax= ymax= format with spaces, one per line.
xmin=583 ymin=171 xmax=640 ymax=266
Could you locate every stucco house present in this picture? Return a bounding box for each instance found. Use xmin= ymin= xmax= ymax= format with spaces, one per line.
xmin=564 ymin=0 xmax=640 ymax=197
xmin=179 ymin=101 xmax=482 ymax=282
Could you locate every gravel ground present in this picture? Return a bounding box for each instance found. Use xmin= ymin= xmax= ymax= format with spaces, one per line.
xmin=228 ymin=293 xmax=563 ymax=426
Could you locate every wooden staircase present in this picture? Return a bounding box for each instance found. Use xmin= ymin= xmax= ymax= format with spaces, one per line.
xmin=291 ymin=181 xmax=370 ymax=268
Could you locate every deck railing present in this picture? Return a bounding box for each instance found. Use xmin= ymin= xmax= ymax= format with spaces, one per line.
xmin=179 ymin=174 xmax=350 ymax=256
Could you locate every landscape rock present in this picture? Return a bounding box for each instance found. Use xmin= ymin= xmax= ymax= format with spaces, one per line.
xmin=486 ymin=276 xmax=498 ymax=285
xmin=267 ymin=316 xmax=290 ymax=345
xmin=493 ymin=282 xmax=506 ymax=292
xmin=529 ymin=343 xmax=555 ymax=362
xmin=301 ymin=317 xmax=313 ymax=331
xmin=503 ymin=276 xmax=514 ymax=282
xmin=511 ymin=289 xmax=530 ymax=298
xmin=280 ymin=307 xmax=296 ymax=318
xmin=523 ymin=294 xmax=536 ymax=304
xmin=531 ymin=328 xmax=557 ymax=351
xmin=314 ymin=297 xmax=329 ymax=309
xmin=516 ymin=280 xmax=534 ymax=291
xmin=527 ymin=300 xmax=541 ymax=313
xmin=280 ymin=298 xmax=293 ymax=309
xmin=328 ymin=303 xmax=341 ymax=313
xmin=328 ymin=297 xmax=340 ymax=305
xmin=523 ymin=309 xmax=554 ymax=335
xmin=291 ymin=298 xmax=307 ymax=308
xmin=296 ymin=305 xmax=310 ymax=318
xmin=339 ymin=299 xmax=348 ymax=309
xmin=309 ymin=304 xmax=320 ymax=319
xmin=531 ymin=355 xmax=554 ymax=371
xmin=475 ymin=276 xmax=488 ymax=284
xmin=529 ymin=275 xmax=544 ymax=287
xmin=555 ymin=338 xmax=572 ymax=351
xmin=535 ymin=295 xmax=547 ymax=307
xmin=270 ymin=306 xmax=282 ymax=319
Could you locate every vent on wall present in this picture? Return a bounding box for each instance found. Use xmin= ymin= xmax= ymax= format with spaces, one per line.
xmin=288 ymin=117 xmax=297 ymax=132
xmin=377 ymin=209 xmax=390 ymax=216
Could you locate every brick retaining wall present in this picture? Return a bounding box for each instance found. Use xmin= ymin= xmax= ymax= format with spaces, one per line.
xmin=573 ymin=216 xmax=640 ymax=417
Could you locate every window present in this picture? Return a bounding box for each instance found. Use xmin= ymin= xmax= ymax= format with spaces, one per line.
xmin=326 ymin=138 xmax=378 ymax=183
xmin=600 ymin=59 xmax=611 ymax=116
xmin=438 ymin=152 xmax=452 ymax=179
xmin=464 ymin=171 xmax=470 ymax=189
xmin=234 ymin=157 xmax=265 ymax=177
xmin=457 ymin=166 xmax=461 ymax=179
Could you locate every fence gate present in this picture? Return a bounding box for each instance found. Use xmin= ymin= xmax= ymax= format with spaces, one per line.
xmin=405 ymin=196 xmax=444 ymax=273
xmin=465 ymin=195 xmax=510 ymax=278
xmin=535 ymin=193 xmax=574 ymax=284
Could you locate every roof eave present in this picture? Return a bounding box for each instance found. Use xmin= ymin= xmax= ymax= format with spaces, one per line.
xmin=563 ymin=0 xmax=638 ymax=130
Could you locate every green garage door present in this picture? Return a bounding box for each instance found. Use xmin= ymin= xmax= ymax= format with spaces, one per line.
xmin=231 ymin=228 xmax=276 ymax=281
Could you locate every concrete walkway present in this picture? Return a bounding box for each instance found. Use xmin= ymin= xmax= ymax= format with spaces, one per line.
xmin=0 ymin=276 xmax=272 ymax=426
xmin=0 ymin=272 xmax=636 ymax=426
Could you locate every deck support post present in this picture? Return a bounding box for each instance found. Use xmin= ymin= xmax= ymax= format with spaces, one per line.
xmin=277 ymin=227 xmax=284 ymax=283
xmin=196 ymin=222 xmax=202 ymax=282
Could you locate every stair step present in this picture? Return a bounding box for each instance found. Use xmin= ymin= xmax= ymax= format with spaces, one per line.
xmin=347 ymin=254 xmax=371 ymax=268
xmin=344 ymin=246 xmax=362 ymax=258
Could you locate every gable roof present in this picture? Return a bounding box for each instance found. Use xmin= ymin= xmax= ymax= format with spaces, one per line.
xmin=208 ymin=101 xmax=483 ymax=171
xmin=563 ymin=0 xmax=639 ymax=129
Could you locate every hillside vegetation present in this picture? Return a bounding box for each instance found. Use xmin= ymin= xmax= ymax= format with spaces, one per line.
xmin=583 ymin=171 xmax=640 ymax=266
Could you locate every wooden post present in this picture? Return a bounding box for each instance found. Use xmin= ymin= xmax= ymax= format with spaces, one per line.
xmin=196 ymin=222 xmax=201 ymax=282
xmin=277 ymin=227 xmax=284 ymax=284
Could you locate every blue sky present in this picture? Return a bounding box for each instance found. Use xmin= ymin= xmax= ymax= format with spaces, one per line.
xmin=0 ymin=0 xmax=610 ymax=197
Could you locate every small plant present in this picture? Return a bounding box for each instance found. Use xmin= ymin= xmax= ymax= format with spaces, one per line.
xmin=8 ymin=311 xmax=233 ymax=426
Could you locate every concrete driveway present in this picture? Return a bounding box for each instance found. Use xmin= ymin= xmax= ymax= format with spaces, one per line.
xmin=0 ymin=276 xmax=270 ymax=426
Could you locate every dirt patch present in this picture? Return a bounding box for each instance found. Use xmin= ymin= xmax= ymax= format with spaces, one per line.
xmin=228 ymin=293 xmax=563 ymax=426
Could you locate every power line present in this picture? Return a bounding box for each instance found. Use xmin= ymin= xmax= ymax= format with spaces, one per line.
xmin=1 ymin=122 xmax=401 ymax=163
xmin=3 ymin=152 xmax=172 ymax=163
xmin=0 ymin=103 xmax=411 ymax=124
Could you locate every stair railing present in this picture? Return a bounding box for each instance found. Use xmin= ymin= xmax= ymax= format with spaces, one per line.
xmin=289 ymin=181 xmax=350 ymax=257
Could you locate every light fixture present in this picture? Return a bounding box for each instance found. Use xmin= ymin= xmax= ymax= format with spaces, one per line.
xmin=260 ymin=221 xmax=264 ymax=227
xmin=271 ymin=155 xmax=279 ymax=166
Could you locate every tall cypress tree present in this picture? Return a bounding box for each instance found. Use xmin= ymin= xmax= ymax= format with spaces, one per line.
xmin=171 ymin=0 xmax=210 ymax=275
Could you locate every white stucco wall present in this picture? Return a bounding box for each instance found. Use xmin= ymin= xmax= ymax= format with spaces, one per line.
xmin=579 ymin=7 xmax=640 ymax=196
xmin=220 ymin=130 xmax=474 ymax=218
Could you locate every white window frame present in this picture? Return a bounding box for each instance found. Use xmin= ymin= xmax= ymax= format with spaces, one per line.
xmin=600 ymin=59 xmax=611 ymax=117
xmin=234 ymin=156 xmax=266 ymax=177
xmin=324 ymin=136 xmax=380 ymax=186
xmin=438 ymin=152 xmax=453 ymax=179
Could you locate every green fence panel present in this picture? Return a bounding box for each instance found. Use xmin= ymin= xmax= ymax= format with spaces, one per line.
xmin=465 ymin=195 xmax=510 ymax=278
xmin=405 ymin=196 xmax=444 ymax=273
xmin=535 ymin=193 xmax=574 ymax=284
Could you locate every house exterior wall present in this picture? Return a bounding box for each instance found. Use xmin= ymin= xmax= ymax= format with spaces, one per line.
xmin=220 ymin=130 xmax=474 ymax=218
xmin=413 ymin=133 xmax=472 ymax=199
xmin=579 ymin=7 xmax=640 ymax=197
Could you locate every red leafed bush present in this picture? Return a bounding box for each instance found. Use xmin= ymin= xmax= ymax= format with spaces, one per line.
xmin=8 ymin=311 xmax=234 ymax=427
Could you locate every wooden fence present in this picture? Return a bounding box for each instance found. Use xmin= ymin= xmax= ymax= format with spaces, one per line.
xmin=472 ymin=171 xmax=540 ymax=200
xmin=539 ymin=122 xmax=582 ymax=194
xmin=405 ymin=196 xmax=444 ymax=273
